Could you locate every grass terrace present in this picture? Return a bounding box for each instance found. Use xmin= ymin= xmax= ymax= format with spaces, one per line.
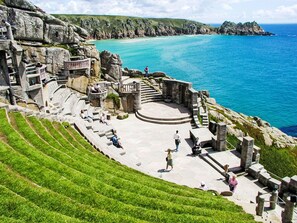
xmin=0 ymin=109 xmax=257 ymax=222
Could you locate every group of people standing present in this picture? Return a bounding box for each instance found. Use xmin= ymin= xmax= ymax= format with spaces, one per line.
xmin=165 ymin=129 xmax=238 ymax=194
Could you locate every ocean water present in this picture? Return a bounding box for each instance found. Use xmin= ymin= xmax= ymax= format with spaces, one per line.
xmin=93 ymin=24 xmax=297 ymax=137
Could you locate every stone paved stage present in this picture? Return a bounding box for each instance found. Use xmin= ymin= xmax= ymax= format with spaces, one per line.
xmin=139 ymin=102 xmax=191 ymax=120
xmin=110 ymin=102 xmax=282 ymax=223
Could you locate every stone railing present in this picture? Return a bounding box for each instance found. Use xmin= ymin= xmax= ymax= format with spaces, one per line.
xmin=39 ymin=65 xmax=48 ymax=81
xmin=120 ymin=83 xmax=138 ymax=93
xmin=64 ymin=58 xmax=91 ymax=74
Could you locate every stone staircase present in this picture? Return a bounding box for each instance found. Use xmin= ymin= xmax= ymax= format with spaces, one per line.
xmin=135 ymin=110 xmax=192 ymax=125
xmin=140 ymin=81 xmax=163 ymax=104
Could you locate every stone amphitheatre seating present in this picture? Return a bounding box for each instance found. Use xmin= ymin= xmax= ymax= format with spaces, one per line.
xmin=47 ymin=86 xmax=129 ymax=157
xmin=0 ymin=106 xmax=257 ymax=223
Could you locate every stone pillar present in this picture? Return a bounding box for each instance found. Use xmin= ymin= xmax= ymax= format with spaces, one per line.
xmin=280 ymin=177 xmax=291 ymax=198
xmin=289 ymin=176 xmax=297 ymax=194
xmin=256 ymin=196 xmax=265 ymax=216
xmin=216 ymin=122 xmax=227 ymax=151
xmin=282 ymin=199 xmax=295 ymax=223
xmin=240 ymin=136 xmax=254 ymax=170
xmin=253 ymin=146 xmax=261 ymax=163
xmin=134 ymin=82 xmax=141 ymax=111
xmin=270 ymin=191 xmax=278 ymax=209
xmin=209 ymin=121 xmax=217 ymax=135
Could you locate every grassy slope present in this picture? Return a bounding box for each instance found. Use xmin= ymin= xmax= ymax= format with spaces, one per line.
xmin=0 ymin=109 xmax=256 ymax=223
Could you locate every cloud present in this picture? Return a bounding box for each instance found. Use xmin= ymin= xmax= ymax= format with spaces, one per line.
xmin=29 ymin=0 xmax=297 ymax=23
xmin=254 ymin=4 xmax=297 ymax=22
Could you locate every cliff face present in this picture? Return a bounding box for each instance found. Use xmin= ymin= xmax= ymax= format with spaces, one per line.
xmin=53 ymin=15 xmax=217 ymax=39
xmin=218 ymin=21 xmax=272 ymax=36
xmin=0 ymin=0 xmax=88 ymax=44
xmin=53 ymin=15 xmax=272 ymax=40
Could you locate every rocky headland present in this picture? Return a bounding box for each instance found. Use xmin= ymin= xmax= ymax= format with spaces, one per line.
xmin=53 ymin=14 xmax=272 ymax=40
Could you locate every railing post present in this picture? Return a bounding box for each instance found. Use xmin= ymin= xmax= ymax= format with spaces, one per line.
xmin=270 ymin=190 xmax=278 ymax=209
xmin=282 ymin=198 xmax=295 ymax=223
xmin=256 ymin=196 xmax=265 ymax=216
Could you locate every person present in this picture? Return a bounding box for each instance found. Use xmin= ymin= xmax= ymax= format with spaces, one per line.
xmin=111 ymin=133 xmax=123 ymax=149
xmin=100 ymin=113 xmax=108 ymax=125
xmin=192 ymin=137 xmax=201 ymax=155
xmin=165 ymin=149 xmax=173 ymax=171
xmin=173 ymin=130 xmax=181 ymax=152
xmin=94 ymin=83 xmax=101 ymax=93
xmin=91 ymin=85 xmax=97 ymax=93
xmin=199 ymin=181 xmax=208 ymax=191
xmin=144 ymin=66 xmax=149 ymax=77
xmin=224 ymin=164 xmax=230 ymax=181
xmin=228 ymin=175 xmax=238 ymax=193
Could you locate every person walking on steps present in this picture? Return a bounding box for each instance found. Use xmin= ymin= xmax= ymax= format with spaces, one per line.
xmin=165 ymin=149 xmax=173 ymax=171
xmin=173 ymin=130 xmax=181 ymax=152
xmin=229 ymin=175 xmax=238 ymax=193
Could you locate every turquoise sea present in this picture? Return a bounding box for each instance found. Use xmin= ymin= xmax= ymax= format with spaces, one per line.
xmin=93 ymin=24 xmax=297 ymax=137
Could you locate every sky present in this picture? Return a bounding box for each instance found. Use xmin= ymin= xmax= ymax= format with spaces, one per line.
xmin=30 ymin=0 xmax=297 ymax=24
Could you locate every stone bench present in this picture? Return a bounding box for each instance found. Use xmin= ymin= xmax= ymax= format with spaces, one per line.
xmin=258 ymin=172 xmax=271 ymax=187
xmin=268 ymin=178 xmax=281 ymax=191
xmin=248 ymin=163 xmax=265 ymax=179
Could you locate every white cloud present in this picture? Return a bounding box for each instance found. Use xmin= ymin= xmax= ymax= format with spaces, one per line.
xmin=254 ymin=4 xmax=297 ymax=22
xmin=29 ymin=0 xmax=297 ymax=23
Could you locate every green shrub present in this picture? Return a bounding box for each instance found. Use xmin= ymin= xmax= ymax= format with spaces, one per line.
xmin=106 ymin=93 xmax=120 ymax=108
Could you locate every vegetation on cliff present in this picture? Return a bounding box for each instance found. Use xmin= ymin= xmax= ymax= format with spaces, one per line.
xmin=208 ymin=103 xmax=297 ymax=177
xmin=53 ymin=14 xmax=216 ymax=39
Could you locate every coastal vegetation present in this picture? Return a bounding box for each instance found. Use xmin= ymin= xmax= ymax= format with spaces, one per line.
xmin=0 ymin=109 xmax=257 ymax=222
xmin=209 ymin=105 xmax=297 ymax=177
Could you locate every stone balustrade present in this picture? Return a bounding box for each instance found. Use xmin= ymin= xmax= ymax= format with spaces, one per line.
xmin=120 ymin=83 xmax=138 ymax=93
xmin=64 ymin=58 xmax=91 ymax=75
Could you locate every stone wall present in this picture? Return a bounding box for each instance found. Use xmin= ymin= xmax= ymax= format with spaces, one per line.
xmin=162 ymin=79 xmax=192 ymax=106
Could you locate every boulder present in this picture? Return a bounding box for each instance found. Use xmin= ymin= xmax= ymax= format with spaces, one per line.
xmin=2 ymin=0 xmax=87 ymax=44
xmin=100 ymin=50 xmax=122 ymax=81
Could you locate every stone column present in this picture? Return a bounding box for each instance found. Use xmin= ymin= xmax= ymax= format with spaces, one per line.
xmin=282 ymin=199 xmax=295 ymax=223
xmin=256 ymin=196 xmax=265 ymax=216
xmin=240 ymin=136 xmax=254 ymax=170
xmin=270 ymin=191 xmax=278 ymax=209
xmin=279 ymin=177 xmax=291 ymax=198
xmin=134 ymin=82 xmax=141 ymax=111
xmin=216 ymin=122 xmax=227 ymax=151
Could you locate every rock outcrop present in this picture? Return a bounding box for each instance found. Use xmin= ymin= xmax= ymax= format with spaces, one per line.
xmin=0 ymin=0 xmax=88 ymax=44
xmin=218 ymin=21 xmax=272 ymax=36
xmin=100 ymin=50 xmax=122 ymax=81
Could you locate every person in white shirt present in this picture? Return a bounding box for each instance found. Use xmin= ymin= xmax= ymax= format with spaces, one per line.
xmin=173 ymin=130 xmax=181 ymax=152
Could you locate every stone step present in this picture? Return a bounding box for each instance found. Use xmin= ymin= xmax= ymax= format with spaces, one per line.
xmin=136 ymin=111 xmax=192 ymax=125
xmin=137 ymin=110 xmax=191 ymax=122
xmin=141 ymin=98 xmax=163 ymax=104
xmin=200 ymin=153 xmax=226 ymax=177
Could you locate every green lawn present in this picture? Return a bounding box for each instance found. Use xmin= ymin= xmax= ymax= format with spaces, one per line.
xmin=0 ymin=109 xmax=256 ymax=222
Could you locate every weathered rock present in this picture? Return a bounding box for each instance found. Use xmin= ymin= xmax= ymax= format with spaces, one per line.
xmin=2 ymin=0 xmax=88 ymax=43
xmin=22 ymin=46 xmax=71 ymax=74
xmin=5 ymin=0 xmax=37 ymax=11
xmin=218 ymin=21 xmax=273 ymax=36
xmin=100 ymin=50 xmax=122 ymax=81
xmin=66 ymin=75 xmax=89 ymax=94
xmin=151 ymin=71 xmax=166 ymax=78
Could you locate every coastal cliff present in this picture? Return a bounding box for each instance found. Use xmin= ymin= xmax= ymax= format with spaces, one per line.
xmin=53 ymin=15 xmax=271 ymax=40
xmin=53 ymin=15 xmax=217 ymax=39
